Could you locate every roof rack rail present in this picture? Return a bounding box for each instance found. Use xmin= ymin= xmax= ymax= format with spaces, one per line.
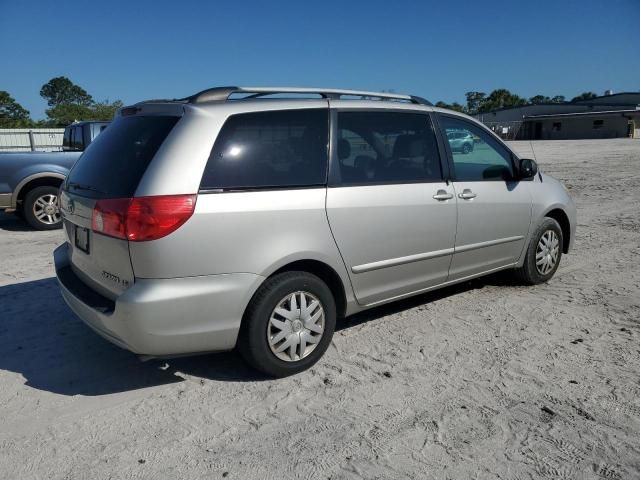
xmin=182 ymin=86 xmax=432 ymax=106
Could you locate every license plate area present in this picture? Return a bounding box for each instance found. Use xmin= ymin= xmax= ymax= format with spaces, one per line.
xmin=75 ymin=226 xmax=90 ymax=254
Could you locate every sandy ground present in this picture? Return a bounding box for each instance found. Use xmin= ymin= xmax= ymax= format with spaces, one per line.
xmin=0 ymin=139 xmax=639 ymax=479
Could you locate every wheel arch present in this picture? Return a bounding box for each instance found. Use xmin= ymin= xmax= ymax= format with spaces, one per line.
xmin=249 ymin=259 xmax=350 ymax=320
xmin=271 ymin=260 xmax=348 ymax=319
xmin=544 ymin=208 xmax=571 ymax=253
xmin=13 ymin=173 xmax=65 ymax=209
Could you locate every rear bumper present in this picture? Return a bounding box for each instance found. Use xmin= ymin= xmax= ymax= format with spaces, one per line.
xmin=54 ymin=243 xmax=264 ymax=356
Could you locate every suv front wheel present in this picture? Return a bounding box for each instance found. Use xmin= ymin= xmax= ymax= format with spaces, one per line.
xmin=238 ymin=271 xmax=336 ymax=377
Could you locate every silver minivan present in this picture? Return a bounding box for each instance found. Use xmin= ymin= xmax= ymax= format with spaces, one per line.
xmin=54 ymin=87 xmax=576 ymax=377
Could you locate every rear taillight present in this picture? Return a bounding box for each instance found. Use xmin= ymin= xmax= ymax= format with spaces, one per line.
xmin=92 ymin=198 xmax=130 ymax=239
xmin=92 ymin=195 xmax=196 ymax=241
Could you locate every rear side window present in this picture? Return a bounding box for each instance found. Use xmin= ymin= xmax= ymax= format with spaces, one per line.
xmin=72 ymin=127 xmax=84 ymax=150
xmin=333 ymin=111 xmax=442 ymax=186
xmin=66 ymin=116 xmax=179 ymax=199
xmin=200 ymin=109 xmax=328 ymax=190
xmin=62 ymin=128 xmax=71 ymax=150
xmin=64 ymin=126 xmax=82 ymax=151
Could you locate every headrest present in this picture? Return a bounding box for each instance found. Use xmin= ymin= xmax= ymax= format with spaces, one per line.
xmin=393 ymin=134 xmax=424 ymax=158
xmin=338 ymin=138 xmax=351 ymax=160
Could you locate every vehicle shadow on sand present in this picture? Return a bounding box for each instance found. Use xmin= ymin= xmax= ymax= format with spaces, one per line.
xmin=0 ymin=212 xmax=36 ymax=232
xmin=0 ymin=273 xmax=516 ymax=396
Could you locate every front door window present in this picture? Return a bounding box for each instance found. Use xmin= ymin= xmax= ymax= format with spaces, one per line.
xmin=441 ymin=116 xmax=514 ymax=182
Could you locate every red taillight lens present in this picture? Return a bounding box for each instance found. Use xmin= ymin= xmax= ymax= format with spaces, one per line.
xmin=126 ymin=195 xmax=196 ymax=241
xmin=92 ymin=198 xmax=130 ymax=240
xmin=92 ymin=195 xmax=196 ymax=242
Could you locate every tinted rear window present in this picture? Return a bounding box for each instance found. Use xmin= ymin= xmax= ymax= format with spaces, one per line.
xmin=62 ymin=127 xmax=71 ymax=150
xmin=200 ymin=109 xmax=328 ymax=190
xmin=65 ymin=116 xmax=178 ymax=198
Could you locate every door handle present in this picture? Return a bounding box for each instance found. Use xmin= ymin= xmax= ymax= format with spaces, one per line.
xmin=458 ymin=189 xmax=477 ymax=200
xmin=432 ymin=190 xmax=454 ymax=201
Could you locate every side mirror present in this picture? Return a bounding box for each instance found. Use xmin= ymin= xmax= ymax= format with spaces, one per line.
xmin=518 ymin=158 xmax=538 ymax=179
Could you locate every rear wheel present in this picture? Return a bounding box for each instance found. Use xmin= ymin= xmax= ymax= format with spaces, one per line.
xmin=514 ymin=217 xmax=562 ymax=285
xmin=238 ymin=271 xmax=336 ymax=377
xmin=23 ymin=186 xmax=62 ymax=230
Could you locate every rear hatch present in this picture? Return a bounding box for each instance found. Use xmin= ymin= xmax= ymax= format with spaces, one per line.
xmin=60 ymin=113 xmax=180 ymax=299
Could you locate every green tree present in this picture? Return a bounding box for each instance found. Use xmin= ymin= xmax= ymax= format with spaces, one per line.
xmin=0 ymin=91 xmax=33 ymax=127
xmin=32 ymin=119 xmax=57 ymax=127
xmin=529 ymin=95 xmax=551 ymax=104
xmin=571 ymin=91 xmax=598 ymax=102
xmin=91 ymin=99 xmax=123 ymax=121
xmin=479 ymin=89 xmax=526 ymax=112
xmin=465 ymin=91 xmax=486 ymax=115
xmin=528 ymin=95 xmax=565 ymax=104
xmin=435 ymin=101 xmax=465 ymax=113
xmin=39 ymin=77 xmax=123 ymax=126
xmin=44 ymin=103 xmax=94 ymax=127
xmin=40 ymin=76 xmax=93 ymax=107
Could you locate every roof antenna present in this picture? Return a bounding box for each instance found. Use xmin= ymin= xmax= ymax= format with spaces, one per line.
xmin=528 ymin=136 xmax=542 ymax=181
xmin=529 ymin=138 xmax=537 ymax=162
xmin=524 ymin=121 xmax=542 ymax=180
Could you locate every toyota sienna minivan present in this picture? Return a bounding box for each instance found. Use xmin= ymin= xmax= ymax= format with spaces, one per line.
xmin=55 ymin=87 xmax=576 ymax=377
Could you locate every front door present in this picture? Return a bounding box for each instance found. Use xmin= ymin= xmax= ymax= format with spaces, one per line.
xmin=326 ymin=109 xmax=456 ymax=306
xmin=438 ymin=114 xmax=532 ymax=280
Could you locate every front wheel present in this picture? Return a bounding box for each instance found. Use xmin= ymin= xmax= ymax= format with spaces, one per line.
xmin=23 ymin=185 xmax=62 ymax=230
xmin=514 ymin=217 xmax=563 ymax=285
xmin=238 ymin=272 xmax=336 ymax=377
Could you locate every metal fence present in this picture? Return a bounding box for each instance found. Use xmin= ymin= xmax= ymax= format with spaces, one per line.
xmin=481 ymin=121 xmax=524 ymax=141
xmin=0 ymin=129 xmax=65 ymax=152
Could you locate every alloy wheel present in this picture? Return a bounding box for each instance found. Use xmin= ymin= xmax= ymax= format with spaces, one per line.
xmin=32 ymin=194 xmax=61 ymax=225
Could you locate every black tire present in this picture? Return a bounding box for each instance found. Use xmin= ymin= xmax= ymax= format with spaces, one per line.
xmin=462 ymin=143 xmax=472 ymax=154
xmin=238 ymin=271 xmax=336 ymax=377
xmin=23 ymin=185 xmax=62 ymax=230
xmin=514 ymin=217 xmax=563 ymax=285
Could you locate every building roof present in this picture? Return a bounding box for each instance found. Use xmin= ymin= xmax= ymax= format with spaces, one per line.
xmin=480 ymin=92 xmax=640 ymax=115
xmin=525 ymin=109 xmax=640 ymax=120
xmin=572 ymin=92 xmax=640 ymax=105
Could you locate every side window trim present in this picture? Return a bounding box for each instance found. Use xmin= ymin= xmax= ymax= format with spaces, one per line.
xmin=328 ymin=109 xmax=340 ymax=186
xmin=436 ymin=113 xmax=518 ymax=182
xmin=328 ymin=108 xmax=446 ymax=187
xmin=430 ymin=112 xmax=453 ymax=182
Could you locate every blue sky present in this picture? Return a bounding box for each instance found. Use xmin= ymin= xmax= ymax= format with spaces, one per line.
xmin=1 ymin=0 xmax=638 ymax=119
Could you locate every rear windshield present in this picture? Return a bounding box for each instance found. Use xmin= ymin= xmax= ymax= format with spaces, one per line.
xmin=65 ymin=115 xmax=179 ymax=198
